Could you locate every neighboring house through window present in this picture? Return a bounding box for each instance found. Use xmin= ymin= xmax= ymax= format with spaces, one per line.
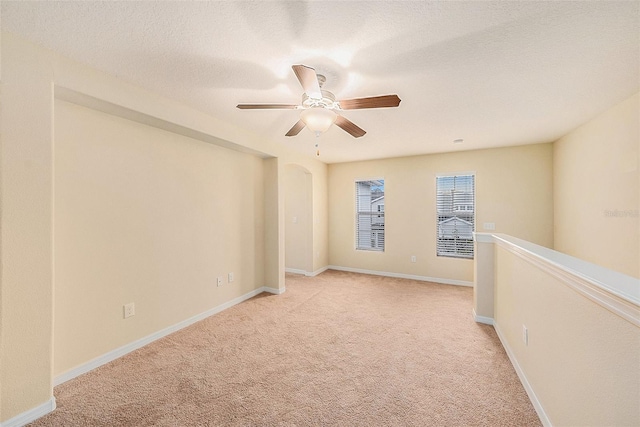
xmin=436 ymin=174 xmax=475 ymax=258
xmin=356 ymin=179 xmax=385 ymax=251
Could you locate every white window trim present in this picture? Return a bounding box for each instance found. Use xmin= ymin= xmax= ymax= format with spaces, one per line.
xmin=435 ymin=171 xmax=476 ymax=178
xmin=355 ymin=177 xmax=385 ymax=252
xmin=436 ymin=173 xmax=476 ymax=259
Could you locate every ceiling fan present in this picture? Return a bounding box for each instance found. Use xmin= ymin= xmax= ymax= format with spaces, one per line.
xmin=236 ymin=65 xmax=401 ymax=138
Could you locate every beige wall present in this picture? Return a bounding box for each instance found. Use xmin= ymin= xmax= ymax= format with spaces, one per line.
xmin=493 ymin=243 xmax=640 ymax=425
xmin=473 ymin=238 xmax=495 ymax=320
xmin=328 ymin=144 xmax=554 ymax=283
xmin=554 ymin=93 xmax=639 ymax=278
xmin=0 ymin=32 xmax=329 ymax=423
xmin=312 ymin=163 xmax=330 ymax=273
xmin=0 ymin=31 xmax=55 ymax=423
xmin=53 ymin=100 xmax=267 ymax=375
xmin=285 ymin=165 xmax=312 ymax=272
xmin=263 ymin=158 xmax=285 ymax=291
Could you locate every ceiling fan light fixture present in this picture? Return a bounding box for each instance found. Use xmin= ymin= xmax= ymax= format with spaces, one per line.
xmin=300 ymin=107 xmax=337 ymax=135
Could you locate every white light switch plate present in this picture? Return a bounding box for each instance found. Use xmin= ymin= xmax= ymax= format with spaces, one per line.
xmin=124 ymin=303 xmax=135 ymax=318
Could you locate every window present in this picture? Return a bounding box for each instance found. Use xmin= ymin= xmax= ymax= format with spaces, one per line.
xmin=436 ymin=174 xmax=475 ymax=258
xmin=356 ymin=179 xmax=385 ymax=251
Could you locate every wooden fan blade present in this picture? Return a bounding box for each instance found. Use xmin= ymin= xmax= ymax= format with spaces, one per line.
xmin=285 ymin=120 xmax=305 ymax=137
xmin=236 ymin=104 xmax=298 ymax=109
xmin=338 ymin=94 xmax=401 ymax=110
xmin=292 ymin=65 xmax=322 ymax=98
xmin=335 ymin=115 xmax=366 ymax=138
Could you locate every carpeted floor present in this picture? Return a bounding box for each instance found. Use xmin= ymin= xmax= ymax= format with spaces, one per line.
xmin=29 ymin=270 xmax=541 ymax=426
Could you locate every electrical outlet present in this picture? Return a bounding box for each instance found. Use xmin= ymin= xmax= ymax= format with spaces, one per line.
xmin=411 ymin=255 xmax=417 ymax=263
xmin=228 ymin=272 xmax=234 ymax=283
xmin=522 ymin=325 xmax=528 ymax=346
xmin=217 ymin=276 xmax=223 ymax=287
xmin=123 ymin=303 xmax=135 ymax=319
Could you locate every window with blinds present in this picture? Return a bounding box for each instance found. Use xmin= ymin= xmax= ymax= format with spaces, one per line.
xmin=356 ymin=179 xmax=385 ymax=251
xmin=436 ymin=174 xmax=475 ymax=258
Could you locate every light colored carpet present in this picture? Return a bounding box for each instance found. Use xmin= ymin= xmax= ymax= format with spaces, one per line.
xmin=30 ymin=270 xmax=541 ymax=426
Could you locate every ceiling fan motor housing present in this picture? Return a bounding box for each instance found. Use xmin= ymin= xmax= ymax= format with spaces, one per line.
xmin=302 ymin=90 xmax=338 ymax=110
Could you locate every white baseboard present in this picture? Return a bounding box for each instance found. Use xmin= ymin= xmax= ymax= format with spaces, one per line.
xmin=263 ymin=286 xmax=285 ymax=295
xmin=285 ymin=266 xmax=329 ymax=277
xmin=307 ymin=266 xmax=329 ymax=277
xmin=472 ymin=309 xmax=494 ymax=325
xmin=55 ymin=286 xmax=273 ymax=386
xmin=327 ymin=265 xmax=473 ymax=287
xmin=285 ymin=268 xmax=306 ymax=275
xmin=0 ymin=397 xmax=56 ymax=427
xmin=494 ymin=323 xmax=552 ymax=427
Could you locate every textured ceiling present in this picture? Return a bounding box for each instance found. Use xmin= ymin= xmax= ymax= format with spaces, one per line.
xmin=2 ymin=1 xmax=639 ymax=163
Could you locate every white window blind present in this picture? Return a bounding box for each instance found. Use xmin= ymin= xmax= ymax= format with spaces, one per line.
xmin=356 ymin=179 xmax=385 ymax=251
xmin=436 ymin=174 xmax=475 ymax=259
